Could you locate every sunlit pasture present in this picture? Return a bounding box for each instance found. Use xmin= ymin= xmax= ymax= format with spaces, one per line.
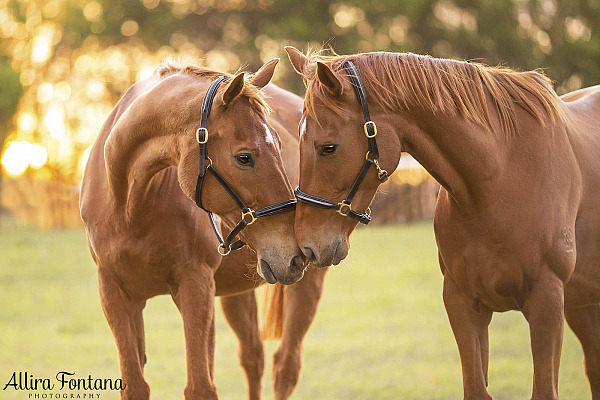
xmin=0 ymin=222 xmax=590 ymax=399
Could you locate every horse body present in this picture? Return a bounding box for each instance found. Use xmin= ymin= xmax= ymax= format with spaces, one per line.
xmin=562 ymin=87 xmax=600 ymax=307
xmin=81 ymin=61 xmax=326 ymax=399
xmin=81 ymin=72 xmax=220 ymax=301
xmin=432 ymin=100 xmax=584 ymax=310
xmin=286 ymin=47 xmax=600 ymax=399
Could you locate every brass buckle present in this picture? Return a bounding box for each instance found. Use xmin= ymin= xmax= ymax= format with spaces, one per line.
xmin=337 ymin=201 xmax=352 ymax=217
xmin=364 ymin=121 xmax=377 ymax=138
xmin=217 ymin=244 xmax=231 ymax=256
xmin=241 ymin=209 xmax=256 ymax=225
xmin=196 ymin=127 xmax=208 ymax=144
xmin=374 ymin=159 xmax=388 ymax=181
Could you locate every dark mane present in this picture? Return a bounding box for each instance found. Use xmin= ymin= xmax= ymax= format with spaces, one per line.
xmin=303 ymin=51 xmax=566 ymax=136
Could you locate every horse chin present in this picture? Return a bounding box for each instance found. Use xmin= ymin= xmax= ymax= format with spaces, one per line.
xmin=331 ymin=239 xmax=349 ymax=265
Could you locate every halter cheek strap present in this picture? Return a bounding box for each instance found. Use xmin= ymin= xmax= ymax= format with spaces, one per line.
xmin=194 ymin=76 xmax=297 ymax=255
xmin=294 ymin=60 xmax=388 ymax=225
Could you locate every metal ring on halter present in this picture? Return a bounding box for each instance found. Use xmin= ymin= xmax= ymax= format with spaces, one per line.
xmin=337 ymin=201 xmax=352 ymax=216
xmin=241 ymin=209 xmax=256 ymax=225
xmin=205 ymin=156 xmax=213 ymax=167
xmin=217 ymin=244 xmax=231 ymax=256
xmin=196 ymin=127 xmax=208 ymax=144
xmin=364 ymin=121 xmax=377 ymax=138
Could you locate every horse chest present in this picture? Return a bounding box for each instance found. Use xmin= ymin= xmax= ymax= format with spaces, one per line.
xmin=92 ymin=219 xmax=216 ymax=299
xmin=440 ymin=235 xmax=528 ymax=312
xmin=434 ymin=210 xmax=534 ymax=311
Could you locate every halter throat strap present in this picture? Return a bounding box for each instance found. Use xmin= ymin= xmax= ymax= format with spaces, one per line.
xmin=194 ymin=76 xmax=297 ymax=255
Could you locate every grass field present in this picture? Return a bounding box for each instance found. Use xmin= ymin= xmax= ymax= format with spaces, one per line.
xmin=0 ymin=222 xmax=591 ymax=399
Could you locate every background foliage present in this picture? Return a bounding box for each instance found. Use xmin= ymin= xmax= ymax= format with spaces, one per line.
xmin=0 ymin=0 xmax=598 ymax=183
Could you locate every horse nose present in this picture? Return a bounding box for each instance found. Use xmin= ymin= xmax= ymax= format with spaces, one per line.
xmin=303 ymin=247 xmax=317 ymax=264
xmin=278 ymin=254 xmax=306 ymax=285
xmin=290 ymin=254 xmax=305 ymax=274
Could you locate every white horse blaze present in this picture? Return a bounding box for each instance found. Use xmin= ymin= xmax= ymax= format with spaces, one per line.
xmin=299 ymin=118 xmax=307 ymax=139
xmin=263 ymin=123 xmax=275 ymax=146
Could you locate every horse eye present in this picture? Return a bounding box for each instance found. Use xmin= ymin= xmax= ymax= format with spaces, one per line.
xmin=319 ymin=144 xmax=338 ymax=156
xmin=235 ymin=153 xmax=254 ymax=167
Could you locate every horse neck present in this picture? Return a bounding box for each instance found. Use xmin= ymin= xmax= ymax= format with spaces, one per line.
xmin=104 ymin=75 xmax=199 ymax=225
xmin=383 ymin=105 xmax=507 ymax=212
xmin=105 ymin=117 xmax=178 ymax=226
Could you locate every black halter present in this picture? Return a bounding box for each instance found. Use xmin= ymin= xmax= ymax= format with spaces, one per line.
xmin=194 ymin=76 xmax=297 ymax=255
xmin=294 ymin=60 xmax=389 ymax=225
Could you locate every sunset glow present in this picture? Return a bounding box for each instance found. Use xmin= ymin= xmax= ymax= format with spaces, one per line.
xmin=1 ymin=141 xmax=48 ymax=176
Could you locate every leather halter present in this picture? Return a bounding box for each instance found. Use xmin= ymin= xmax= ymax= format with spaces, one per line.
xmin=294 ymin=60 xmax=388 ymax=225
xmin=194 ymin=76 xmax=297 ymax=255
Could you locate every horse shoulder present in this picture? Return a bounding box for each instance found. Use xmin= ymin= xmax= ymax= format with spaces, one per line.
xmin=433 ymin=187 xmax=575 ymax=312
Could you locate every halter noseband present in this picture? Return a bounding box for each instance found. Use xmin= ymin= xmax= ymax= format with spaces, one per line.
xmin=294 ymin=60 xmax=388 ymax=225
xmin=195 ymin=76 xmax=297 ymax=255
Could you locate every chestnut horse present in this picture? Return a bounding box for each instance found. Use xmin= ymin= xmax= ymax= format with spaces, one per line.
xmin=80 ymin=58 xmax=327 ymax=399
xmin=286 ymin=46 xmax=600 ymax=400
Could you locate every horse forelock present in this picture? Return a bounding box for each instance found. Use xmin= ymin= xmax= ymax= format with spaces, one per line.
xmin=303 ymin=51 xmax=566 ymax=137
xmin=156 ymin=56 xmax=270 ymax=116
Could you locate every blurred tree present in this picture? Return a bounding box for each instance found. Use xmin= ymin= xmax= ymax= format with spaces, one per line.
xmin=40 ymin=0 xmax=597 ymax=93
xmin=0 ymin=54 xmax=23 ymax=221
xmin=0 ymin=55 xmax=22 ymax=146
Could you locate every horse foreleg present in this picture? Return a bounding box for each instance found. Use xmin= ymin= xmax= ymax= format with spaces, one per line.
xmin=565 ymin=304 xmax=600 ymax=399
xmin=98 ymin=271 xmax=149 ymax=399
xmin=273 ymin=266 xmax=327 ymax=400
xmin=220 ymin=291 xmax=265 ymax=400
xmin=443 ymin=274 xmax=493 ymax=400
xmin=523 ymin=274 xmax=564 ymax=400
xmin=170 ymin=266 xmax=218 ymax=400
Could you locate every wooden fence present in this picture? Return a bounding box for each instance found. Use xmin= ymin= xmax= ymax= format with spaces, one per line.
xmin=1 ymin=161 xmax=438 ymax=228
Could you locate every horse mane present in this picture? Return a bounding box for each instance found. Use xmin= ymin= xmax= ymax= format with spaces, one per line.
xmin=303 ymin=51 xmax=565 ymax=136
xmin=156 ymin=56 xmax=269 ymax=114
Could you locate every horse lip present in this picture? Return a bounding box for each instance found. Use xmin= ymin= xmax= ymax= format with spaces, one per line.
xmin=259 ymin=259 xmax=277 ymax=284
xmin=331 ymin=239 xmax=345 ymax=266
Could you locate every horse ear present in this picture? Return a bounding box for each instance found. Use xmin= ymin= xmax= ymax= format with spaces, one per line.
xmin=285 ymin=46 xmax=308 ymax=75
xmin=250 ymin=58 xmax=279 ymax=88
xmin=316 ymin=62 xmax=342 ymax=97
xmin=222 ymin=72 xmax=245 ymax=106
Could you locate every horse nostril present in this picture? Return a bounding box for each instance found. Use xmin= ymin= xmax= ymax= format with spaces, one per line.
xmin=290 ymin=255 xmax=304 ymax=273
xmin=303 ymin=247 xmax=317 ymax=264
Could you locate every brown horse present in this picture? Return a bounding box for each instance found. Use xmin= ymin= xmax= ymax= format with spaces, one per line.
xmin=80 ymin=58 xmax=327 ymax=399
xmin=286 ymin=46 xmax=600 ymax=400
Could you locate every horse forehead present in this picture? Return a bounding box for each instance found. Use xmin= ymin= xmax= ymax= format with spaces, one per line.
xmin=300 ymin=112 xmax=345 ymax=141
xmin=262 ymin=122 xmax=276 ymax=147
xmin=299 ymin=117 xmax=307 ymax=139
xmin=224 ymin=113 xmax=277 ymax=149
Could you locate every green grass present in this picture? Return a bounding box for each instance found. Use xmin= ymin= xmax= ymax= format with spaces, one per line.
xmin=0 ymin=222 xmax=590 ymax=399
